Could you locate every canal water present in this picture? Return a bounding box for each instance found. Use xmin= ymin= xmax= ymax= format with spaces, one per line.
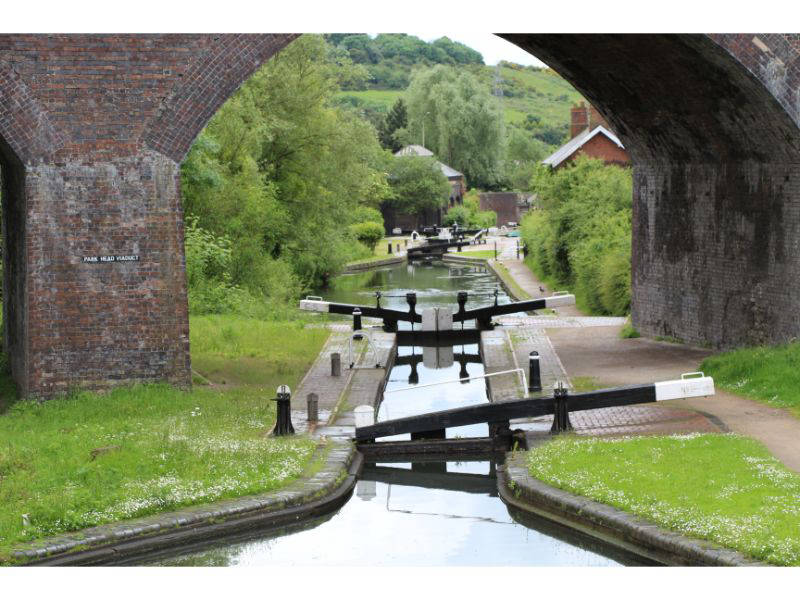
xmin=141 ymin=261 xmax=645 ymax=566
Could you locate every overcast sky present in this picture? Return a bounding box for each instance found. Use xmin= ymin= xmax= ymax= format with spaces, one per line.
xmin=387 ymin=33 xmax=548 ymax=68
xmin=415 ymin=33 xmax=548 ymax=68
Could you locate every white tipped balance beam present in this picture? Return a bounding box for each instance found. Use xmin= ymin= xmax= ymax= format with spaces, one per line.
xmin=543 ymin=292 xmax=576 ymax=308
xmin=299 ymin=296 xmax=330 ymax=312
xmin=654 ymin=372 xmax=715 ymax=401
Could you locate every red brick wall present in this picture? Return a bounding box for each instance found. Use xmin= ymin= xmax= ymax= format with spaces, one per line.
xmin=0 ymin=34 xmax=297 ymax=397
xmin=479 ymin=193 xmax=521 ymax=226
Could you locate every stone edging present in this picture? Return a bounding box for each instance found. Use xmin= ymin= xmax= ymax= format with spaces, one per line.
xmin=7 ymin=440 xmax=360 ymax=566
xmin=497 ymin=451 xmax=764 ymax=566
xmin=485 ymin=259 xmax=529 ymax=302
xmin=343 ymin=256 xmax=404 ymax=273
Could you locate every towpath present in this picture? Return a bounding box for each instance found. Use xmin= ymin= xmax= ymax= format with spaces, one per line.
xmin=497 ymin=255 xmax=800 ymax=471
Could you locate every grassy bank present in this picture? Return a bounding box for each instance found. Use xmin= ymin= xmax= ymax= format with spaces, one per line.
xmin=345 ymin=236 xmax=408 ymax=267
xmin=0 ymin=314 xmax=328 ymax=560
xmin=527 ymin=433 xmax=800 ymax=565
xmin=700 ymin=341 xmax=800 ymax=418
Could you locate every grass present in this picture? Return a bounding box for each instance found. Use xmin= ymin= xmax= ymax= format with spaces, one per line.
xmin=527 ymin=433 xmax=800 ymax=565
xmin=569 ymin=376 xmax=604 ymax=392
xmin=0 ymin=313 xmax=329 ymax=560
xmin=700 ymin=341 xmax=800 ymax=418
xmin=448 ymin=249 xmax=496 ymax=259
xmin=620 ymin=317 xmax=641 ymax=339
xmin=345 ymin=237 xmax=408 ymax=267
xmin=490 ymin=260 xmax=532 ymax=301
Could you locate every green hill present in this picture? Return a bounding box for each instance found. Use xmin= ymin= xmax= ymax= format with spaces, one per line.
xmin=328 ymin=33 xmax=585 ymax=148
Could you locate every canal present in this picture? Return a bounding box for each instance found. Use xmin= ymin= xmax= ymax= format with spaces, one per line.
xmin=140 ymin=260 xmax=647 ymax=566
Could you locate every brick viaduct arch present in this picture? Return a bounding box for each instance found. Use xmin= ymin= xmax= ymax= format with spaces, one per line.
xmin=0 ymin=33 xmax=797 ymax=397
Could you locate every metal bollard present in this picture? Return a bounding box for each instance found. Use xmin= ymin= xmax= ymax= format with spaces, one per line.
xmin=458 ymin=242 xmax=462 ymax=252
xmin=528 ymin=351 xmax=542 ymax=392
xmin=404 ymin=239 xmax=408 ymax=248
xmin=331 ymin=352 xmax=341 ymax=377
xmin=272 ymin=384 xmax=295 ymax=436
xmin=516 ymin=240 xmax=520 ymax=259
xmin=550 ymin=382 xmax=574 ymax=434
xmin=388 ymin=242 xmax=392 ymax=255
xmin=306 ymin=392 xmax=319 ymax=423
xmin=352 ymin=308 xmax=363 ymax=340
xmin=494 ymin=241 xmax=497 ymax=259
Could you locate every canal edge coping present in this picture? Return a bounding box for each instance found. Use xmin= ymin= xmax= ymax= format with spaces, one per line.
xmin=497 ymin=450 xmax=764 ymax=566
xmin=6 ymin=440 xmax=361 ymax=566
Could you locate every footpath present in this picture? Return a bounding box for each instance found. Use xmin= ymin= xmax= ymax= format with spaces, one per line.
xmin=493 ymin=244 xmax=800 ymax=472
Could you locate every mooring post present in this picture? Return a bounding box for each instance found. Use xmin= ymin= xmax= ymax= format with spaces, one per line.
xmin=494 ymin=241 xmax=497 ymax=259
xmin=456 ymin=290 xmax=468 ymax=323
xmin=516 ymin=240 xmax=520 ymax=259
xmin=406 ymin=292 xmax=418 ymax=329
xmin=306 ymin=392 xmax=319 ymax=423
xmin=331 ymin=352 xmax=341 ymax=377
xmin=352 ymin=307 xmax=363 ymax=340
xmin=458 ymin=242 xmax=462 ymax=252
xmin=404 ymin=239 xmax=408 ymax=248
xmin=272 ymin=385 xmax=295 ymax=436
xmin=528 ymin=351 xmax=542 ymax=392
xmin=550 ymin=382 xmax=574 ymax=434
xmin=388 ymin=242 xmax=392 ymax=255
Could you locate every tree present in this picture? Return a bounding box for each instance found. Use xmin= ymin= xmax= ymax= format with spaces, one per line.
xmin=378 ymin=98 xmax=408 ymax=152
xmin=181 ymin=34 xmax=392 ymax=294
xmin=404 ymin=65 xmax=506 ymax=189
xmin=384 ymin=156 xmax=450 ymax=214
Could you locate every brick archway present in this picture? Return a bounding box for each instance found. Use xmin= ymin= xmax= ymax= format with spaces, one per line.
xmin=502 ymin=34 xmax=800 ymax=348
xmin=0 ymin=33 xmax=798 ymax=397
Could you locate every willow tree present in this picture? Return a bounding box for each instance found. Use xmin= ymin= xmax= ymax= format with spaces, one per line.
xmin=404 ymin=65 xmax=506 ymax=189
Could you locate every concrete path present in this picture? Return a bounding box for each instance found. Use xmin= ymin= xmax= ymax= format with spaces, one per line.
xmin=547 ymin=324 xmax=800 ymax=472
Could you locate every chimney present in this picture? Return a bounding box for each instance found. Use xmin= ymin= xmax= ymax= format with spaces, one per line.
xmin=588 ymin=105 xmax=609 ymax=131
xmin=570 ymin=101 xmax=588 ymax=139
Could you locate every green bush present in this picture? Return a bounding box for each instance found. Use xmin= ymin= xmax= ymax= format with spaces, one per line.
xmin=521 ymin=156 xmax=632 ymax=315
xmin=443 ymin=196 xmax=497 ymax=229
xmin=349 ymin=221 xmax=385 ymax=251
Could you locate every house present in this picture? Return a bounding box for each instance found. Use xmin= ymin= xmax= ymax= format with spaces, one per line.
xmin=384 ymin=145 xmax=467 ymax=232
xmin=394 ymin=145 xmax=466 ymax=207
xmin=541 ymin=101 xmax=631 ymax=169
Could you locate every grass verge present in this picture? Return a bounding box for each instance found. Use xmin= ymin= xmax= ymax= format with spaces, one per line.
xmin=0 ymin=314 xmax=329 ymax=559
xmin=528 ymin=433 xmax=800 ymax=565
xmin=700 ymin=341 xmax=800 ymax=418
xmin=489 ymin=260 xmax=532 ymax=301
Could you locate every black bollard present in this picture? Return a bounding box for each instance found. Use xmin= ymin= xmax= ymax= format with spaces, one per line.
xmin=528 ymin=351 xmax=542 ymax=392
xmin=307 ymin=392 xmax=319 ymax=423
xmin=331 ymin=352 xmax=341 ymax=377
xmin=456 ymin=291 xmax=468 ymax=321
xmin=550 ymin=383 xmax=574 ymax=434
xmin=406 ymin=292 xmax=418 ymax=324
xmin=272 ymin=385 xmax=295 ymax=436
xmin=494 ymin=241 xmax=497 ymax=259
xmin=516 ymin=240 xmax=520 ymax=259
xmin=388 ymin=242 xmax=392 ymax=255
xmin=352 ymin=307 xmax=363 ymax=340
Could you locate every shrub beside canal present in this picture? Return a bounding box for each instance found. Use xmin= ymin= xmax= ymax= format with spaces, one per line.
xmin=521 ymin=156 xmax=632 ymax=316
xmin=527 ymin=433 xmax=800 ymax=565
xmin=700 ymin=341 xmax=800 ymax=418
xmin=0 ymin=314 xmax=328 ymax=560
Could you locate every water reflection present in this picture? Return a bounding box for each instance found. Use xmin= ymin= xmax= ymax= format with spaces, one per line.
xmin=142 ymin=460 xmax=631 ymax=567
